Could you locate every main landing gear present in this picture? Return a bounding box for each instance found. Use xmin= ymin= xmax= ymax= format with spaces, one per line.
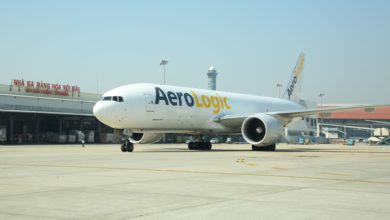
xmin=188 ymin=142 xmax=212 ymax=151
xmin=252 ymin=144 xmax=276 ymax=151
xmin=121 ymin=140 xmax=134 ymax=152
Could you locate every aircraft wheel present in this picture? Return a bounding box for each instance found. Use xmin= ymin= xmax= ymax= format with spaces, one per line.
xmin=121 ymin=143 xmax=127 ymax=152
xmin=252 ymin=144 xmax=276 ymax=151
xmin=188 ymin=142 xmax=195 ymax=150
xmin=205 ymin=142 xmax=212 ymax=150
xmin=267 ymin=144 xmax=276 ymax=151
xmin=188 ymin=142 xmax=212 ymax=151
xmin=126 ymin=141 xmax=134 ymax=152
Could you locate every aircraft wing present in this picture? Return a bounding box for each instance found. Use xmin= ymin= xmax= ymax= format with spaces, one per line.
xmin=214 ymin=104 xmax=390 ymax=129
xmin=213 ymin=114 xmax=249 ymax=129
xmin=269 ymin=104 xmax=390 ymax=118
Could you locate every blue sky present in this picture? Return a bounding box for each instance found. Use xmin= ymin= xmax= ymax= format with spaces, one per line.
xmin=1 ymin=0 xmax=389 ymax=104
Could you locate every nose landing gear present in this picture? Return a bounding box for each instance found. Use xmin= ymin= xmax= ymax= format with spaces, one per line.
xmin=121 ymin=140 xmax=134 ymax=152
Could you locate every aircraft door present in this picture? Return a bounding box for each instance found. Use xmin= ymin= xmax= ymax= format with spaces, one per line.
xmin=144 ymin=94 xmax=155 ymax=112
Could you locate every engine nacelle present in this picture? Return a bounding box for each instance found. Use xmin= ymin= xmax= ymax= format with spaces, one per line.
xmin=241 ymin=113 xmax=284 ymax=146
xmin=129 ymin=133 xmax=163 ymax=144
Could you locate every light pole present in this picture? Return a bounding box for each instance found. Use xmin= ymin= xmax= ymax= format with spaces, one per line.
xmin=277 ymin=83 xmax=283 ymax=98
xmin=319 ymin=93 xmax=325 ymax=107
xmin=160 ymin=59 xmax=168 ymax=85
xmin=318 ymin=93 xmax=325 ymax=137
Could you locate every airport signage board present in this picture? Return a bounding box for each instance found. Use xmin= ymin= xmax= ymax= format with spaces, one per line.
xmin=12 ymin=79 xmax=80 ymax=97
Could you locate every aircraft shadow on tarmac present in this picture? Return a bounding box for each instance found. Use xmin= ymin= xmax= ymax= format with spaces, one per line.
xmin=137 ymin=148 xmax=253 ymax=153
xmin=276 ymin=148 xmax=390 ymax=154
xmin=137 ymin=147 xmax=390 ymax=154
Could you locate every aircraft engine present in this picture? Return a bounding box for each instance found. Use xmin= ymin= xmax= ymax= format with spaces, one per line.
xmin=129 ymin=133 xmax=163 ymax=144
xmin=241 ymin=113 xmax=284 ymax=146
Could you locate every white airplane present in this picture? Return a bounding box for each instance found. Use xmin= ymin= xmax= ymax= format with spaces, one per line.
xmin=93 ymin=54 xmax=388 ymax=152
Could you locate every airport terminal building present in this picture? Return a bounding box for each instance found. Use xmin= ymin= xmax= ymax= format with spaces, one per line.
xmin=319 ymin=105 xmax=390 ymax=139
xmin=0 ymin=79 xmax=114 ymax=144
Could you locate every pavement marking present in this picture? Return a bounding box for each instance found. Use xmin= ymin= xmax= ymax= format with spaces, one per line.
xmin=235 ymin=157 xmax=257 ymax=166
xmin=320 ymin=172 xmax=353 ymax=177
xmin=236 ymin=158 xmax=245 ymax=163
xmin=2 ymin=162 xmax=390 ymax=185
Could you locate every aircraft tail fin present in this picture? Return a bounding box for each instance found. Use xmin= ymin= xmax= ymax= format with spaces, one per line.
xmin=282 ymin=53 xmax=305 ymax=103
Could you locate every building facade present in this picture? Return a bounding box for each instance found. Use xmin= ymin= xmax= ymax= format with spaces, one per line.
xmin=319 ymin=105 xmax=390 ymax=139
xmin=0 ymin=80 xmax=113 ymax=144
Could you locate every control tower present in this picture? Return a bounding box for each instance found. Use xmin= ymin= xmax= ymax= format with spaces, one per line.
xmin=207 ymin=66 xmax=218 ymax=90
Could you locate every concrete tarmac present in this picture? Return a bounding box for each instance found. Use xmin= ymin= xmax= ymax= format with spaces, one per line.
xmin=1 ymin=143 xmax=390 ymax=220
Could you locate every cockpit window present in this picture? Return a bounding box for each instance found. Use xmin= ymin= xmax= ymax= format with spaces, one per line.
xmin=101 ymin=96 xmax=124 ymax=102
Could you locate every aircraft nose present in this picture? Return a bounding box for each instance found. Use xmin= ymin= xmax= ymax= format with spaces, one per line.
xmin=93 ymin=102 xmax=102 ymax=118
xmin=93 ymin=101 xmax=110 ymax=124
xmin=93 ymin=100 xmax=123 ymax=128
